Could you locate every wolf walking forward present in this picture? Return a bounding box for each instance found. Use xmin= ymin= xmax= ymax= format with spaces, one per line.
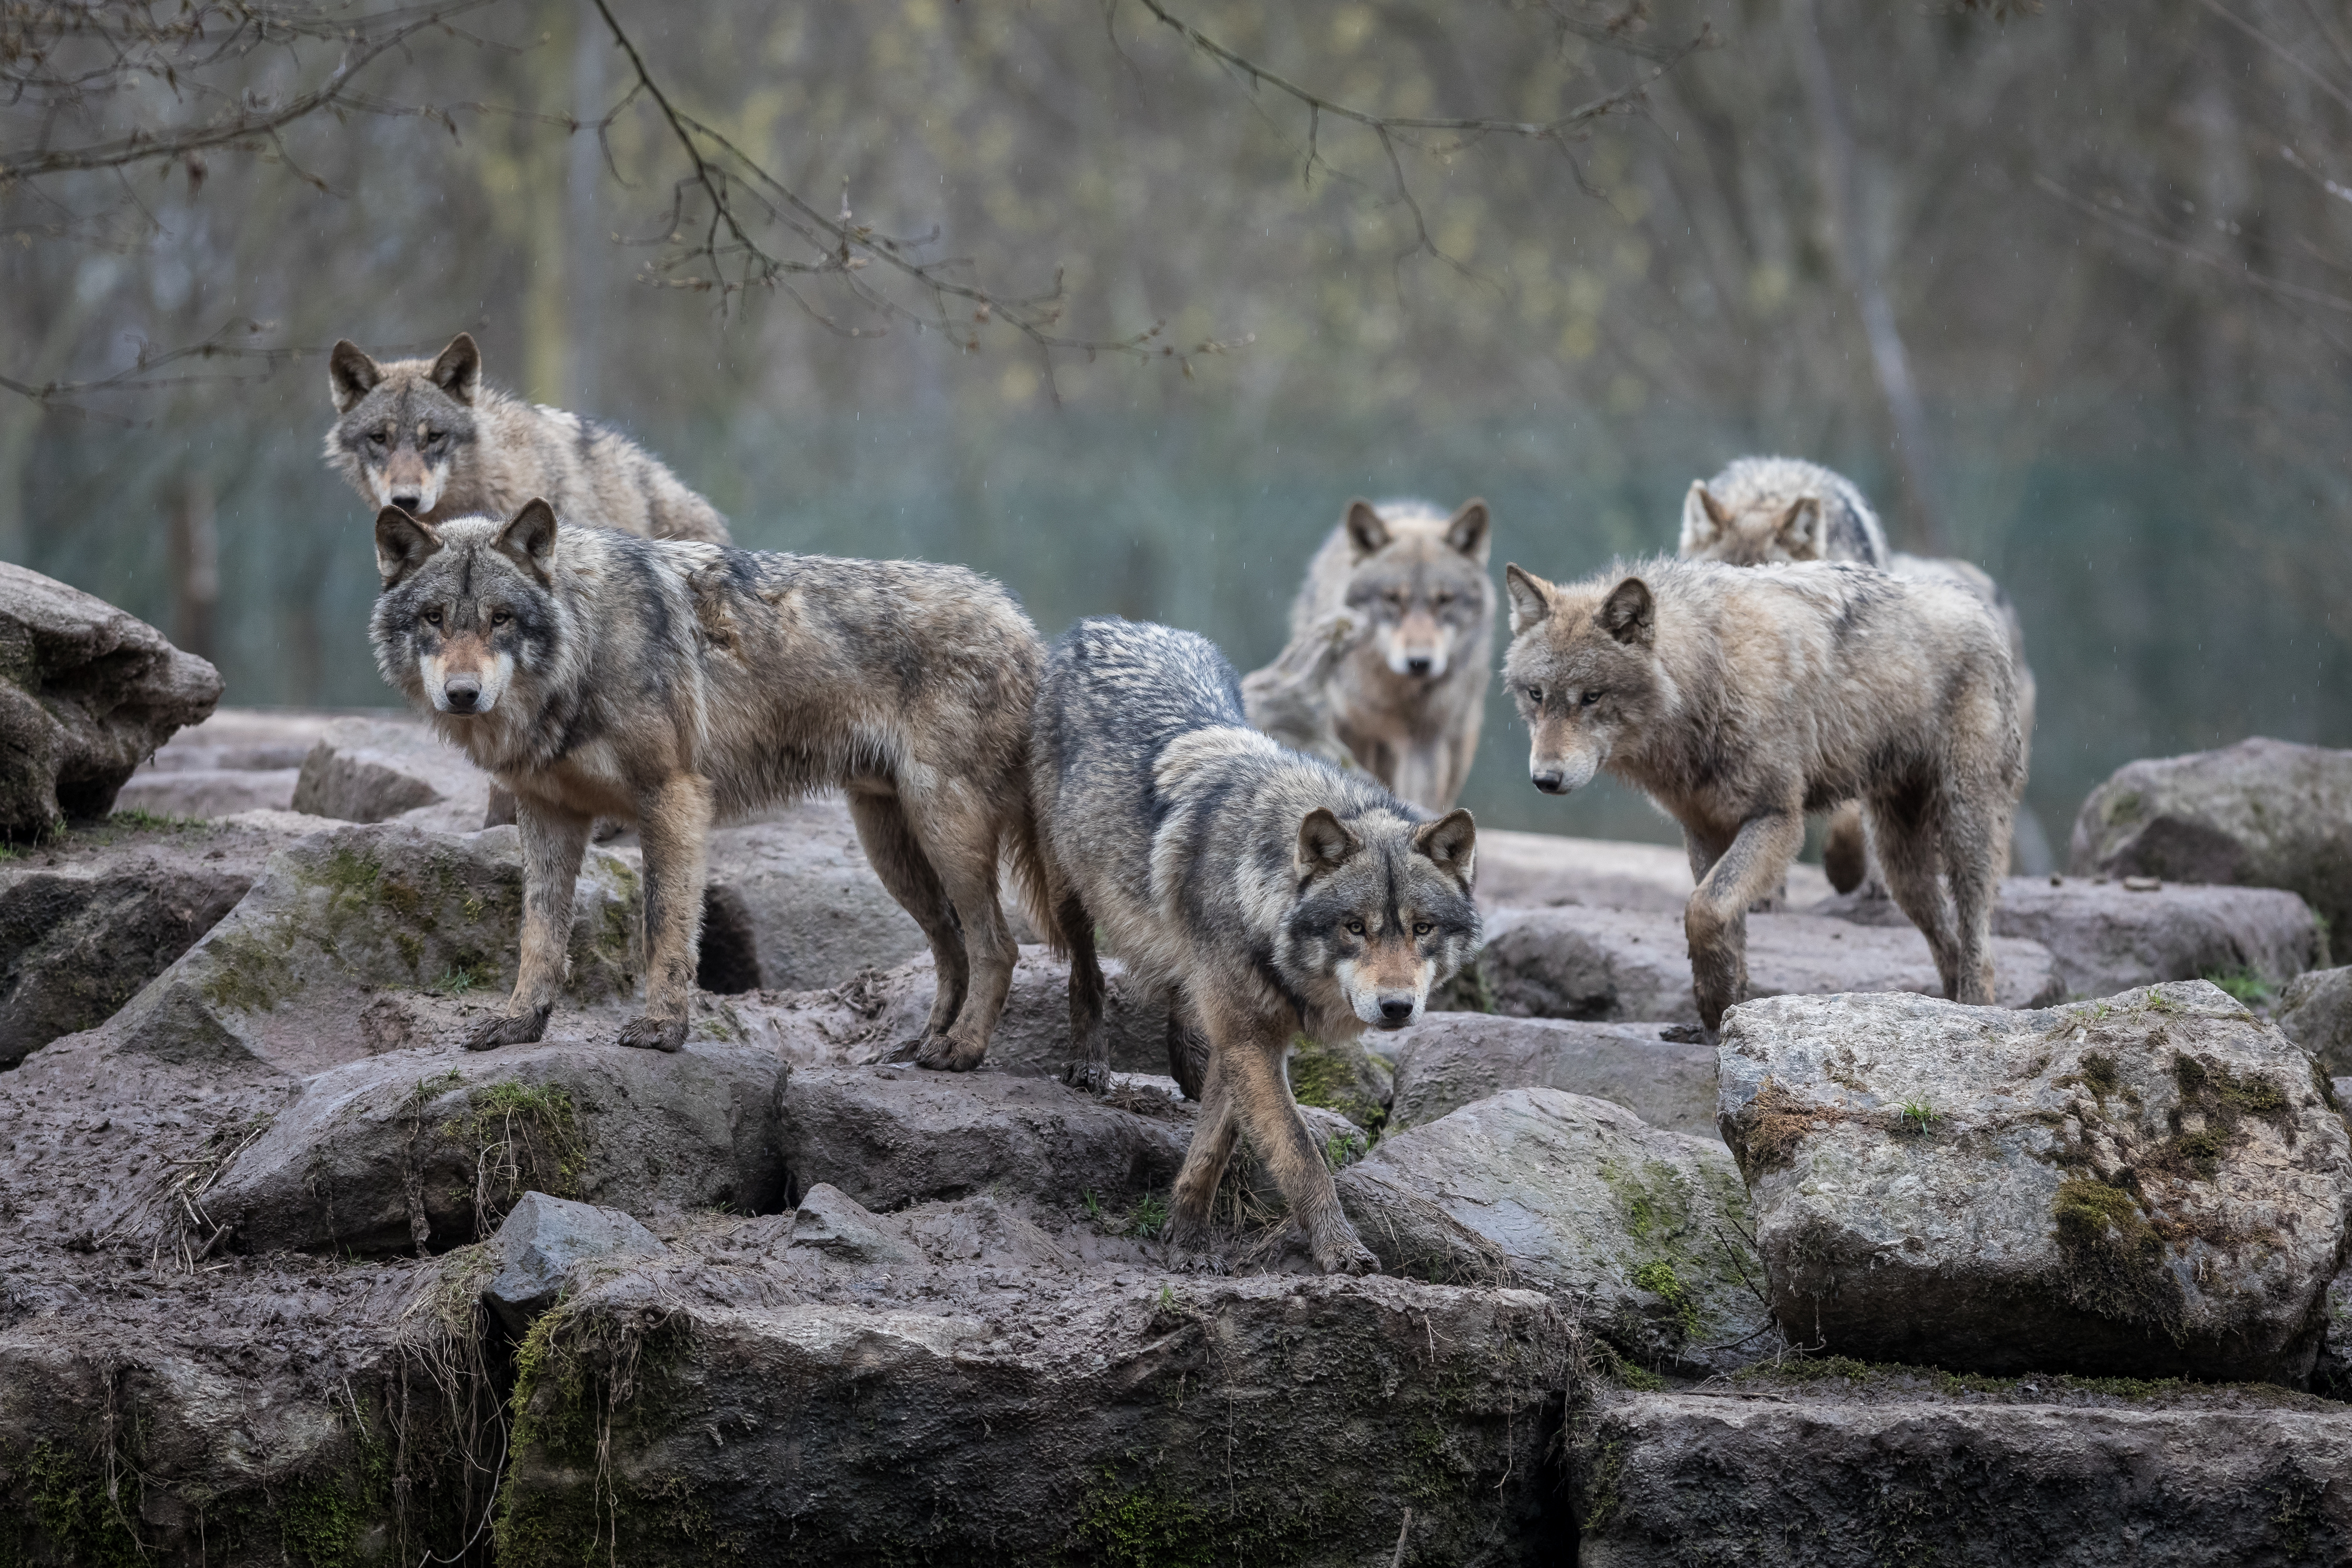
xmin=1503 ymin=559 xmax=2023 ymax=1032
xmin=1279 ymin=498 xmax=1494 ymax=812
xmin=369 ymin=501 xmax=1044 ymax=1060
xmin=1679 ymin=454 xmax=2040 ymax=888
xmin=328 ymin=333 xmax=730 ymax=544
xmin=1032 ymin=618 xmax=1481 ymax=1274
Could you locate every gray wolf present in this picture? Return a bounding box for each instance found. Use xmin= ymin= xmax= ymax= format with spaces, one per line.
xmin=369 ymin=500 xmax=1043 ymax=1060
xmin=1502 ymin=557 xmax=2023 ymax=1032
xmin=1283 ymin=498 xmax=1494 ymax=812
xmin=328 ymin=333 xmax=730 ymax=544
xmin=1679 ymin=455 xmax=2039 ymax=888
xmin=1030 ymin=617 xmax=1482 ymax=1274
xmin=1240 ymin=609 xmax=1362 ymax=772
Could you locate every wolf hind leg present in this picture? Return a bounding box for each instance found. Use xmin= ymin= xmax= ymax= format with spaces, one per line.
xmin=1684 ymin=809 xmax=1803 ymax=1034
xmin=1868 ymin=785 xmax=1965 ymax=998
xmin=468 ymin=795 xmax=591 ymax=1051
xmin=1936 ymin=781 xmax=2011 ymax=1007
xmin=1165 ymin=986 xmax=1210 ymax=1102
xmin=904 ymin=791 xmax=1017 ymax=1072
xmin=1214 ymin=1006 xmax=1376 ymax=1275
xmin=847 ymin=791 xmax=968 ymax=1048
xmin=1166 ymin=1048 xmax=1238 ymax=1251
xmin=1058 ymin=892 xmax=1110 ymax=1094
xmin=619 ymin=772 xmax=714 ymax=1052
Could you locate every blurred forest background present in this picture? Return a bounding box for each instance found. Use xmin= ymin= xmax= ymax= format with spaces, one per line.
xmin=4 ymin=0 xmax=2349 ymax=850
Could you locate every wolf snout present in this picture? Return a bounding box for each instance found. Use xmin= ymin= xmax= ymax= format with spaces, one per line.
xmin=391 ymin=491 xmax=425 ymax=513
xmin=1376 ymin=996 xmax=1417 ymax=1027
xmin=1405 ymin=654 xmax=1434 ymax=677
xmin=1531 ymin=768 xmax=1569 ymax=794
xmin=442 ymin=675 xmax=484 ymax=712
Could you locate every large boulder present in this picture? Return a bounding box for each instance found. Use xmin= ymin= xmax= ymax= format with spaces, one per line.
xmin=2279 ymin=965 xmax=2352 ymax=1076
xmin=1817 ymin=874 xmax=2322 ymax=1001
xmin=494 ymin=1257 xmax=1571 ymax=1566
xmin=1716 ymin=982 xmax=2352 ymax=1383
xmin=208 ymin=1034 xmax=788 ymax=1254
xmin=0 ymin=562 xmax=221 ymax=836
xmin=1475 ymin=827 xmax=1831 ymax=913
xmin=1457 ymin=905 xmax=2061 ymax=1024
xmin=1572 ymin=1381 xmax=2352 ymax=1565
xmin=90 ymin=821 xmax=642 ymax=1077
xmin=1338 ymin=1088 xmax=1775 ymax=1375
xmin=1387 ymin=1013 xmax=1719 ymax=1137
xmin=693 ymin=799 xmax=932 ymax=992
xmin=2071 ymin=737 xmax=2352 ymax=936
xmin=0 ymin=812 xmax=325 ymax=1066
xmin=291 ymin=714 xmax=493 ymax=833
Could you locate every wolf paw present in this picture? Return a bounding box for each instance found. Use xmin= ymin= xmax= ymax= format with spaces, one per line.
xmin=914 ymin=1032 xmax=987 ymax=1072
xmin=617 ymin=1014 xmax=688 ymax=1053
xmin=465 ymin=1006 xmax=551 ymax=1052
xmin=1657 ymin=1023 xmax=1715 ymax=1046
xmin=1311 ymin=1232 xmax=1380 ymax=1277
xmin=1061 ymin=1058 xmax=1110 ymax=1096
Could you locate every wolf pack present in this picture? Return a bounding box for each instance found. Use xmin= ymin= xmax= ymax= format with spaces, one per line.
xmin=327 ymin=333 xmax=2031 ymax=1277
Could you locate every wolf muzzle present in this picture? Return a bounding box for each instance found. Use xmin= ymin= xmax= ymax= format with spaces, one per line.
xmin=1530 ymin=748 xmax=1601 ymax=795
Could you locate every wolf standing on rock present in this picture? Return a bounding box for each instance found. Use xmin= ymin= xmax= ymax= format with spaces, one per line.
xmin=1503 ymin=558 xmax=2024 ymax=1032
xmin=327 ymin=333 xmax=730 ymax=544
xmin=1280 ymin=498 xmax=1494 ymax=812
xmin=368 ymin=500 xmax=1045 ymax=1062
xmin=1032 ymin=618 xmax=1482 ymax=1275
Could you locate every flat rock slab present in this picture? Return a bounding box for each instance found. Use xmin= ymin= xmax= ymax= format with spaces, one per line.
xmin=1465 ymin=905 xmax=2061 ymax=1024
xmin=1816 ymin=874 xmax=2322 ymax=1001
xmin=291 ymin=713 xmax=493 ymax=833
xmin=483 ymin=1190 xmax=665 ymax=1333
xmin=209 ymin=1034 xmax=789 ymax=1254
xmin=2071 ymin=736 xmax=2352 ymax=936
xmin=1339 ymin=1087 xmax=1776 ymax=1374
xmin=113 ymin=766 xmax=300 ymax=818
xmin=1475 ymin=827 xmax=1831 ymax=914
xmin=496 ymin=1265 xmax=1570 ymax=1566
xmin=89 ymin=821 xmax=642 ymax=1077
xmin=1387 ymin=1012 xmax=1717 ymax=1137
xmin=777 ymin=1065 xmax=1190 ymax=1212
xmin=0 ymin=561 xmax=222 ymax=835
xmin=1717 ymin=981 xmax=2352 ymax=1383
xmin=2280 ymin=965 xmax=2352 ymax=1076
xmin=1571 ymin=1387 xmax=2352 ymax=1565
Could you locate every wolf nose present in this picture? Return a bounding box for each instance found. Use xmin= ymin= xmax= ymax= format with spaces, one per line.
xmin=1378 ymin=997 xmax=1415 ymax=1024
xmin=1405 ymin=655 xmax=1433 ymax=676
xmin=1532 ymin=769 xmax=1567 ymax=794
xmin=443 ymin=677 xmax=482 ymax=712
xmin=391 ymin=493 xmax=423 ymax=513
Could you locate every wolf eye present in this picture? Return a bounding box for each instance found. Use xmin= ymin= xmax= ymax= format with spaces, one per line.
xmin=367 ymin=430 xmax=389 ymax=450
xmin=1581 ymin=690 xmax=1603 ymax=707
xmin=1413 ymin=921 xmax=1433 ymax=937
xmin=422 ymin=608 xmax=443 ymax=626
xmin=1525 ymin=685 xmax=1542 ymax=702
xmin=425 ymin=428 xmax=447 ymax=448
xmin=1433 ymin=591 xmax=1454 ymax=607
xmin=490 ymin=609 xmax=511 ymax=626
xmin=1345 ymin=919 xmax=1367 ymax=936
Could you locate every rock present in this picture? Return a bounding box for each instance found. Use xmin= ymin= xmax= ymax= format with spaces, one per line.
xmin=88 ymin=821 xmax=642 ymax=1077
xmin=138 ymin=706 xmax=345 ymax=773
xmin=1816 ymin=875 xmax=2322 ymax=1002
xmin=483 ymin=1190 xmax=666 ymax=1333
xmin=776 ymin=1065 xmax=1189 ymax=1212
xmin=1387 ymin=1013 xmax=1719 ymax=1137
xmin=2319 ymin=1266 xmax=2352 ymax=1399
xmin=1716 ymin=982 xmax=2352 ymax=1383
xmin=693 ymin=798 xmax=932 ymax=992
xmin=1474 ymin=828 xmax=1832 ymax=914
xmin=2071 ymin=736 xmax=2352 ymax=936
xmin=1571 ymin=1381 xmax=2352 ymax=1564
xmin=112 ymin=766 xmax=300 ymax=817
xmin=0 ymin=561 xmax=222 ymax=836
xmin=2280 ymin=966 xmax=2352 ymax=1076
xmin=786 ymin=1182 xmax=919 ymax=1265
xmin=1458 ymin=905 xmax=2061 ymax=1025
xmin=291 ymin=714 xmax=493 ymax=833
xmin=1338 ymin=1088 xmax=1776 ymax=1375
xmin=495 ymin=1260 xmax=1570 ymax=1566
xmin=209 ymin=1034 xmax=788 ymax=1254
xmin=1287 ymin=1030 xmax=1394 ymax=1130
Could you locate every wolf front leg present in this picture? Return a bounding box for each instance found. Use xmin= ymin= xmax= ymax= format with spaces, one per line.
xmin=1057 ymin=892 xmax=1111 ymax=1095
xmin=1683 ymin=807 xmax=1805 ymax=1033
xmin=620 ymin=771 xmax=714 ymax=1052
xmin=1165 ymin=1047 xmax=1240 ymax=1252
xmin=467 ymin=795 xmax=593 ymax=1050
xmin=1215 ymin=1004 xmax=1378 ymax=1275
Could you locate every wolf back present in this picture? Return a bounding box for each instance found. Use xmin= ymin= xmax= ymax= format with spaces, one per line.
xmin=328 ymin=333 xmax=729 ymax=544
xmin=369 ymin=502 xmax=1042 ymax=1061
xmin=1031 ymin=616 xmax=1480 ymax=1274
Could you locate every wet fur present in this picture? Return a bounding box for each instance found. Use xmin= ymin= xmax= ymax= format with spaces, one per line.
xmin=369 ymin=503 xmax=1046 ymax=1061
xmin=1284 ymin=498 xmax=1494 ymax=811
xmin=328 ymin=334 xmax=729 ymax=544
xmin=1032 ymin=618 xmax=1480 ymax=1275
xmin=1503 ymin=557 xmax=2023 ymax=1031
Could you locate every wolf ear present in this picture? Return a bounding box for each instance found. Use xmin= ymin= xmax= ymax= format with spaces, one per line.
xmin=375 ymin=507 xmax=442 ymax=587
xmin=1775 ymin=497 xmax=1824 ymax=559
xmin=1503 ymin=564 xmax=1553 ymax=635
xmin=1343 ymin=500 xmax=1390 ymax=558
xmin=497 ymin=499 xmax=559 ymax=584
xmin=1295 ymin=807 xmax=1363 ymax=883
xmin=329 ymin=341 xmax=382 ymax=413
xmin=1445 ymin=499 xmax=1491 ymax=564
xmin=1680 ymin=482 xmax=1733 ymax=553
xmin=1598 ymin=576 xmax=1656 ymax=647
xmin=1413 ymin=807 xmax=1477 ymax=884
xmin=430 ymin=333 xmax=482 ymax=405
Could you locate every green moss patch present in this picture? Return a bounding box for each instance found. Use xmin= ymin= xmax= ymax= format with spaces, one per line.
xmin=2051 ymin=1175 xmax=2188 ymax=1340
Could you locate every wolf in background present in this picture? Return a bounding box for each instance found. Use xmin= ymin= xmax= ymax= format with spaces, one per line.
xmin=1031 ymin=617 xmax=1481 ymax=1275
xmin=1281 ymin=498 xmax=1493 ymax=812
xmin=369 ymin=500 xmax=1044 ymax=1061
xmin=1680 ymin=455 xmax=2040 ymax=889
xmin=328 ymin=333 xmax=731 ymax=544
xmin=1503 ymin=557 xmax=2023 ymax=1032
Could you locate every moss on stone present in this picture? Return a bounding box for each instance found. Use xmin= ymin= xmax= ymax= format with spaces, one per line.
xmin=197 ymin=928 xmax=299 ymax=1013
xmin=2051 ymin=1175 xmax=2187 ymax=1340
xmin=1285 ymin=1034 xmax=1390 ymax=1134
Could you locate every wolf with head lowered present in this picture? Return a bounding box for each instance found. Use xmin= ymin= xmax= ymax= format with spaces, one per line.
xmin=369 ymin=501 xmax=1044 ymax=1060
xmin=1034 ymin=618 xmax=1481 ymax=1274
